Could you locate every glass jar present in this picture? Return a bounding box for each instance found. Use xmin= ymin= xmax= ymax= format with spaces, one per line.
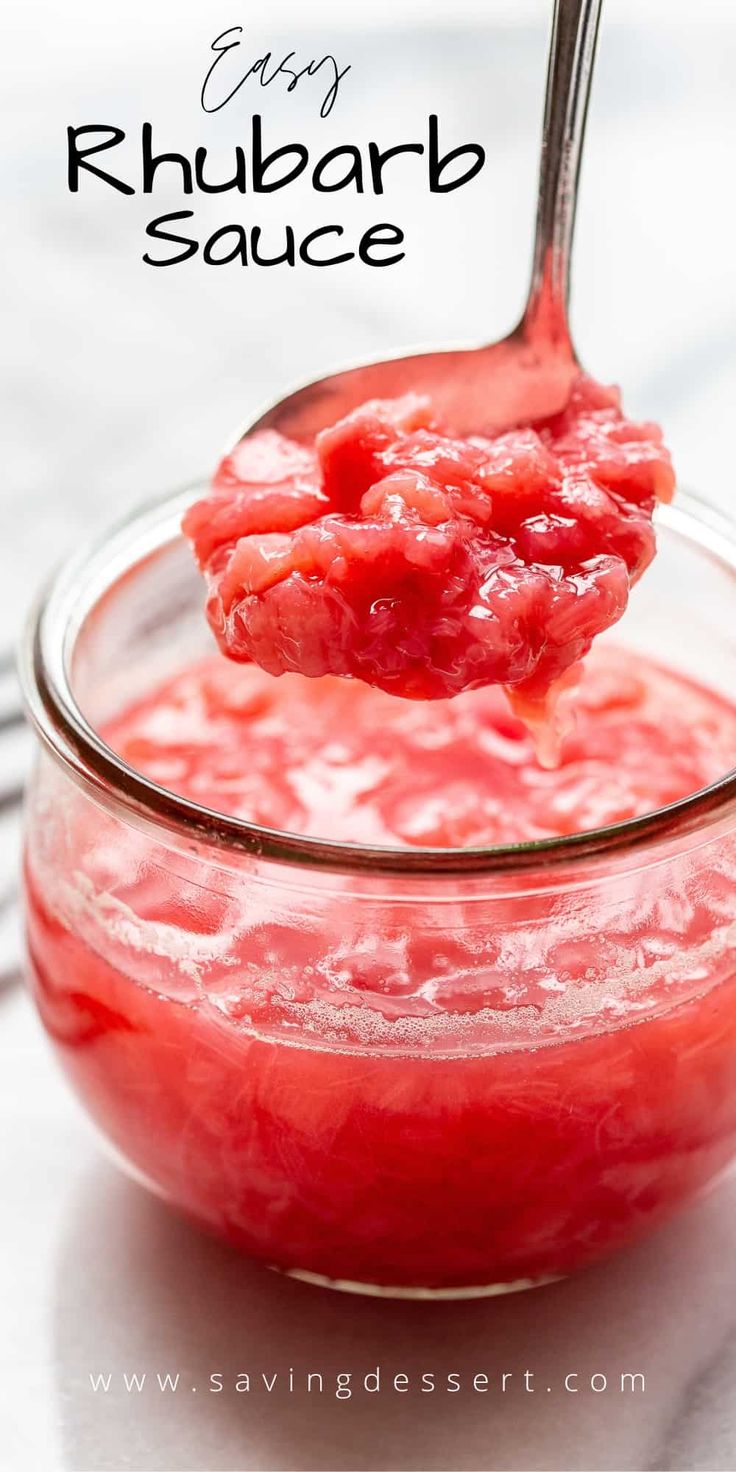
xmin=20 ymin=488 xmax=736 ymax=1298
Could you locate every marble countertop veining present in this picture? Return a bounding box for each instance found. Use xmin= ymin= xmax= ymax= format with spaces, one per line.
xmin=2 ymin=5 xmax=736 ymax=1470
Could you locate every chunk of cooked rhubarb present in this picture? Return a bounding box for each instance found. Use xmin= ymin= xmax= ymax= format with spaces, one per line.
xmin=184 ymin=377 xmax=674 ymax=705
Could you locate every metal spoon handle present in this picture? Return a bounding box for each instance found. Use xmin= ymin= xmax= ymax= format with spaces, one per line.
xmin=523 ymin=0 xmax=603 ymax=347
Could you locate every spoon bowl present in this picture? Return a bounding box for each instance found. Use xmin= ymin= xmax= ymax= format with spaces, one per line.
xmin=249 ymin=316 xmax=577 ymax=444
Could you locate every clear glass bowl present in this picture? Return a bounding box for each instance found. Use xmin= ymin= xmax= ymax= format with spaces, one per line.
xmin=20 ymin=488 xmax=736 ymax=1297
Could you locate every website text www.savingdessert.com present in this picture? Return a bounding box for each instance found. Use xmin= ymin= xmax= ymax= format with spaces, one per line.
xmin=87 ymin=1367 xmax=646 ymax=1400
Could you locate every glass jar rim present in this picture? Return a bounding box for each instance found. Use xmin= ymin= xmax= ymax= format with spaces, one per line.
xmin=19 ymin=484 xmax=736 ymax=877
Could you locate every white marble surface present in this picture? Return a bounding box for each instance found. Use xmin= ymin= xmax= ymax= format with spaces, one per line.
xmin=2 ymin=4 xmax=736 ymax=1470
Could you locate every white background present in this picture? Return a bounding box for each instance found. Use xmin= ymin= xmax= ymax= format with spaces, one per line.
xmin=1 ymin=3 xmax=736 ymax=1470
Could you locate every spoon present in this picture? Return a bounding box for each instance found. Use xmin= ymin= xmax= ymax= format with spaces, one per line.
xmin=233 ymin=0 xmax=603 ymax=447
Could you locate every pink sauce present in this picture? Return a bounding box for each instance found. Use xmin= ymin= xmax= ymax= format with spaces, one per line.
xmin=107 ymin=644 xmax=734 ymax=848
xmin=24 ymin=643 xmax=736 ymax=1290
xmin=184 ymin=379 xmax=674 ymax=719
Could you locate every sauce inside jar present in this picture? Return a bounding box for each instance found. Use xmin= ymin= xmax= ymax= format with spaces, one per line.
xmin=24 ymin=641 xmax=736 ymax=1292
